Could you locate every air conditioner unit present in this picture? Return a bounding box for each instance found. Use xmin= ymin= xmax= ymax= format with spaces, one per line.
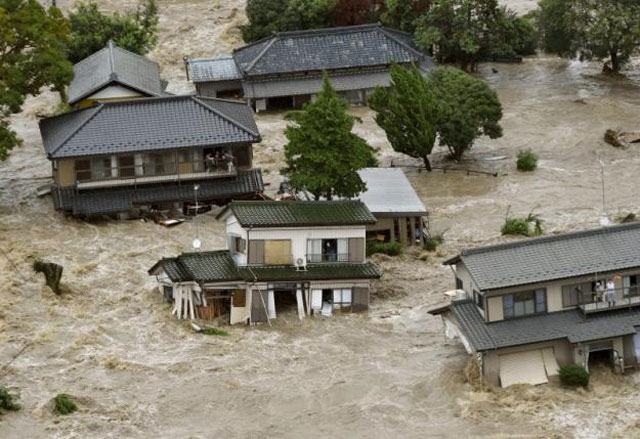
xmin=295 ymin=257 xmax=307 ymax=271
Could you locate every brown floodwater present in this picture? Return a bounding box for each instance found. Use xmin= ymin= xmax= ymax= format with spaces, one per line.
xmin=2 ymin=1 xmax=640 ymax=438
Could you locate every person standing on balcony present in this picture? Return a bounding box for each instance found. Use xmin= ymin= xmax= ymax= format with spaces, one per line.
xmin=605 ymin=279 xmax=617 ymax=307
xmin=205 ymin=152 xmax=215 ymax=172
xmin=594 ymin=281 xmax=604 ymax=302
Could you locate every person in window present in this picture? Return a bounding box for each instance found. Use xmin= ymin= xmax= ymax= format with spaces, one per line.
xmin=605 ymin=279 xmax=617 ymax=307
xmin=205 ymin=152 xmax=215 ymax=172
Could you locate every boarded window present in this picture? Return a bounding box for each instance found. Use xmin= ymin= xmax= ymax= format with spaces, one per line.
xmin=233 ymin=289 xmax=246 ymax=307
xmin=352 ymin=287 xmax=369 ymax=312
xmin=248 ymin=240 xmax=265 ymax=265
xmin=233 ymin=144 xmax=252 ymax=168
xmin=264 ymin=240 xmax=291 ymax=265
xmin=348 ymin=238 xmax=364 ymax=262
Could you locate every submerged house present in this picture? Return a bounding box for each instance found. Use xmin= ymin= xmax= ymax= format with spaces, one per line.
xmin=68 ymin=40 xmax=166 ymax=108
xmin=187 ymin=23 xmax=435 ymax=111
xmin=429 ymin=222 xmax=640 ymax=387
xmin=39 ymin=95 xmax=263 ymax=217
xmin=148 ymin=201 xmax=381 ymax=325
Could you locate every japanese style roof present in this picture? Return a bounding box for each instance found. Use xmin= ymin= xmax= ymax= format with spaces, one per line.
xmin=233 ymin=23 xmax=430 ymax=77
xmin=356 ymin=168 xmax=427 ymax=216
xmin=189 ymin=55 xmax=243 ymax=82
xmin=68 ymin=40 xmax=164 ymax=105
xmin=52 ymin=169 xmax=264 ymax=216
xmin=217 ymin=200 xmax=376 ymax=228
xmin=430 ymin=300 xmax=640 ymax=352
xmin=149 ymin=250 xmax=380 ymax=283
xmin=40 ymin=95 xmax=261 ymax=159
xmin=444 ymin=222 xmax=640 ymax=291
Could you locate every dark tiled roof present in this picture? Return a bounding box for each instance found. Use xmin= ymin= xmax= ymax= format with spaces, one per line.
xmin=149 ymin=251 xmax=242 ymax=283
xmin=52 ymin=169 xmax=264 ymax=216
xmin=233 ymin=23 xmax=430 ymax=76
xmin=446 ymin=222 xmax=640 ymax=291
xmin=238 ymin=263 xmax=381 ymax=282
xmin=40 ymin=95 xmax=260 ymax=159
xmin=69 ymin=40 xmax=164 ymax=105
xmin=432 ymin=300 xmax=640 ymax=352
xmin=217 ymin=200 xmax=376 ymax=228
xmin=189 ymin=56 xmax=243 ymax=82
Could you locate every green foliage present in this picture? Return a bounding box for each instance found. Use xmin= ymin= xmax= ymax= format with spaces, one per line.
xmin=516 ymin=149 xmax=538 ymax=172
xmin=538 ymin=0 xmax=640 ymax=73
xmin=501 ymin=209 xmax=544 ymax=237
xmin=424 ymin=234 xmax=444 ymax=252
xmin=507 ymin=12 xmax=538 ymax=56
xmin=380 ymin=0 xmax=430 ymax=33
xmin=367 ymin=240 xmax=403 ymax=256
xmin=67 ymin=0 xmax=158 ymax=64
xmin=241 ymin=0 xmax=335 ymax=42
xmin=0 ymin=0 xmax=73 ymax=161
xmin=429 ymin=67 xmax=503 ymax=160
xmin=369 ymin=64 xmax=438 ymax=170
xmin=53 ymin=393 xmax=77 ymax=415
xmin=282 ymin=75 xmax=377 ymax=199
xmin=201 ymin=327 xmax=230 ymax=336
xmin=0 ymin=386 xmax=20 ymax=413
xmin=558 ymin=364 xmax=590 ymax=387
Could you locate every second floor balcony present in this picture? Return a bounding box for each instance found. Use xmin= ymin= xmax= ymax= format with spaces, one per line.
xmin=577 ymin=287 xmax=640 ymax=315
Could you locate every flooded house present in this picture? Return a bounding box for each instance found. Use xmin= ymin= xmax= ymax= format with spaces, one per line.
xmin=186 ymin=23 xmax=435 ymax=111
xmin=68 ymin=40 xmax=167 ymax=108
xmin=39 ymin=95 xmax=264 ymax=217
xmin=148 ymin=200 xmax=381 ymax=325
xmin=429 ymin=222 xmax=640 ymax=387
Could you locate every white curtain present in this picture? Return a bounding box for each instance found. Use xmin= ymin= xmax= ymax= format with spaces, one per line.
xmin=338 ymin=239 xmax=348 ymax=259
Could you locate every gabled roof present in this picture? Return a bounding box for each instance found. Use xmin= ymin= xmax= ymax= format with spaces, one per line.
xmin=149 ymin=250 xmax=242 ymax=283
xmin=68 ymin=40 xmax=164 ymax=105
xmin=40 ymin=95 xmax=261 ymax=159
xmin=217 ymin=200 xmax=376 ymax=228
xmin=356 ymin=168 xmax=426 ymax=216
xmin=189 ymin=55 xmax=243 ymax=82
xmin=233 ymin=23 xmax=429 ymax=77
xmin=430 ymin=300 xmax=640 ymax=352
xmin=445 ymin=222 xmax=640 ymax=291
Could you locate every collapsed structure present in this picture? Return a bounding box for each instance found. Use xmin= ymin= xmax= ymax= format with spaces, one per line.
xmin=187 ymin=23 xmax=435 ymax=111
xmin=149 ymin=201 xmax=381 ymax=325
xmin=430 ymin=222 xmax=640 ymax=387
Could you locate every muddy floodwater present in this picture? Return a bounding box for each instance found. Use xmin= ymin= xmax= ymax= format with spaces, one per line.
xmin=2 ymin=1 xmax=640 ymax=438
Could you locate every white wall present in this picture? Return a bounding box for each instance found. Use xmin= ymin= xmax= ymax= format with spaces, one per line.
xmin=225 ymin=215 xmax=248 ymax=265
xmin=88 ymin=84 xmax=145 ymax=99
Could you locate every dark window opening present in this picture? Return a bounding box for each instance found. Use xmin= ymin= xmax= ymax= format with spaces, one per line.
xmin=474 ymin=290 xmax=484 ymax=310
xmin=118 ymin=155 xmax=135 ymax=178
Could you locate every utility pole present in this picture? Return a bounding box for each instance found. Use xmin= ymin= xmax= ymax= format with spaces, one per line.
xmin=599 ymin=159 xmax=609 ymax=226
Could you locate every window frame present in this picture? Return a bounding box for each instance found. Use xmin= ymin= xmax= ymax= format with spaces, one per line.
xmin=502 ymin=288 xmax=547 ymax=319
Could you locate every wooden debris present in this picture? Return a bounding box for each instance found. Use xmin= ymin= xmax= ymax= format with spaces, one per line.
xmin=33 ymin=260 xmax=63 ymax=295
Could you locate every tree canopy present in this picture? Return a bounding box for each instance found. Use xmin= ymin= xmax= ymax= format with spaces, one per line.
xmin=0 ymin=0 xmax=73 ymax=161
xmin=538 ymin=0 xmax=640 ymax=73
xmin=380 ymin=0 xmax=431 ymax=33
xmin=369 ymin=65 xmax=503 ymax=168
xmin=282 ymin=75 xmax=377 ymax=199
xmin=368 ymin=64 xmax=438 ymax=170
xmin=67 ymin=0 xmax=159 ymax=64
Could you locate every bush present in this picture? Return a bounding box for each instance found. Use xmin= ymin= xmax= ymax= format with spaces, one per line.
xmin=201 ymin=327 xmax=229 ymax=336
xmin=517 ymin=149 xmax=538 ymax=172
xmin=501 ymin=209 xmax=544 ymax=237
xmin=53 ymin=393 xmax=77 ymax=415
xmin=558 ymin=364 xmax=590 ymax=387
xmin=0 ymin=386 xmax=20 ymax=413
xmin=367 ymin=240 xmax=403 ymax=257
xmin=424 ymin=234 xmax=444 ymax=252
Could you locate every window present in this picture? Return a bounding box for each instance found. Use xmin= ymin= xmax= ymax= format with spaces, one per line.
xmin=118 ymin=155 xmax=135 ymax=178
xmin=456 ymin=278 xmax=464 ymax=290
xmin=333 ymin=289 xmax=352 ymax=309
xmin=561 ymin=282 xmax=595 ymax=307
xmin=75 ymin=159 xmax=91 ymax=182
xmin=230 ymin=236 xmax=246 ymax=254
xmin=307 ymin=238 xmax=348 ymax=262
xmin=503 ymin=289 xmax=546 ymax=319
xmin=473 ymin=290 xmax=484 ymax=310
xmin=91 ymin=157 xmax=112 ymax=180
xmin=623 ymin=275 xmax=639 ymax=297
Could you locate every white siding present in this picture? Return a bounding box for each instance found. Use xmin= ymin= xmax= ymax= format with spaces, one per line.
xmin=225 ymin=215 xmax=248 ymax=265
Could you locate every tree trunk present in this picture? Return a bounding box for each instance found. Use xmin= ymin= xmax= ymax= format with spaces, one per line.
xmin=422 ymin=155 xmax=432 ymax=172
xmin=609 ymin=50 xmax=619 ymax=73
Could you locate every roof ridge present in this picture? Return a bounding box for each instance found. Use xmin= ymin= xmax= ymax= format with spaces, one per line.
xmin=244 ymin=37 xmax=279 ymax=74
xmin=72 ymin=44 xmax=111 ymax=70
xmin=377 ymin=27 xmax=425 ymax=59
xmin=192 ymin=96 xmax=260 ymax=139
xmin=49 ymin=105 xmax=105 ymax=156
xmin=112 ymin=43 xmax=160 ymax=67
xmin=108 ymin=40 xmax=116 ymax=73
xmin=274 ymin=23 xmax=382 ymax=38
xmin=461 ymin=222 xmax=640 ymax=257
xmin=190 ymin=54 xmax=234 ymax=63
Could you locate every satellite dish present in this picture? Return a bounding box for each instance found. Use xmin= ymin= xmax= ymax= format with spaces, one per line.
xmin=192 ymin=238 xmax=202 ymax=249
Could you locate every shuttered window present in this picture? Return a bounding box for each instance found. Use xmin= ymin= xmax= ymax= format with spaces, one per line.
xmin=348 ymin=238 xmax=364 ymax=262
xmin=264 ymin=240 xmax=291 ymax=265
xmin=248 ymin=240 xmax=265 ymax=265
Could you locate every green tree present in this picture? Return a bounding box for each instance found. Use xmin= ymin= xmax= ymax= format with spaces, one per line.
xmin=282 ymin=75 xmax=377 ymax=199
xmin=368 ymin=63 xmax=438 ymax=171
xmin=430 ymin=67 xmax=502 ymax=160
xmin=67 ymin=0 xmax=158 ymax=64
xmin=380 ymin=0 xmax=431 ymax=33
xmin=241 ymin=0 xmax=335 ymax=43
xmin=537 ymin=0 xmax=575 ymax=56
xmin=0 ymin=0 xmax=72 ymax=161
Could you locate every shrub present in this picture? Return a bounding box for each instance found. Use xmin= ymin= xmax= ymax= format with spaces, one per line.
xmin=366 ymin=240 xmax=403 ymax=257
xmin=0 ymin=386 xmax=20 ymax=413
xmin=501 ymin=209 xmax=544 ymax=237
xmin=424 ymin=234 xmax=444 ymax=252
xmin=53 ymin=393 xmax=77 ymax=415
xmin=558 ymin=364 xmax=590 ymax=388
xmin=201 ymin=327 xmax=229 ymax=336
xmin=516 ymin=149 xmax=538 ymax=172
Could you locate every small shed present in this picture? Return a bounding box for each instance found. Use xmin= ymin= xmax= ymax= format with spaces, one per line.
xmin=356 ymin=168 xmax=427 ymax=246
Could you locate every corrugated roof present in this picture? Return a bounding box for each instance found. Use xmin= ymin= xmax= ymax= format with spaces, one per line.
xmin=40 ymin=95 xmax=260 ymax=159
xmin=217 ymin=200 xmax=376 ymax=228
xmin=68 ymin=40 xmax=164 ymax=105
xmin=356 ymin=168 xmax=426 ymax=216
xmin=233 ymin=23 xmax=431 ymax=77
xmin=447 ymin=222 xmax=640 ymax=291
xmin=189 ymin=56 xmax=243 ymax=82
xmin=432 ymin=300 xmax=640 ymax=352
xmin=52 ymin=169 xmax=264 ymax=216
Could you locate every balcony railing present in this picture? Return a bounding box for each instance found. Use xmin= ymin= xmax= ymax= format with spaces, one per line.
xmin=306 ymin=253 xmax=350 ymax=263
xmin=578 ymin=287 xmax=640 ymax=314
